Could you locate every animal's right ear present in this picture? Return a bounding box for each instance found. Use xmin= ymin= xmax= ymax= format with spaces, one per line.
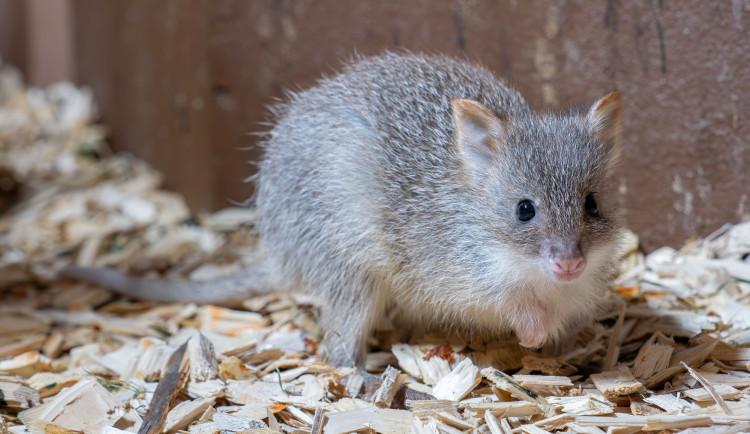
xmin=452 ymin=98 xmax=506 ymax=173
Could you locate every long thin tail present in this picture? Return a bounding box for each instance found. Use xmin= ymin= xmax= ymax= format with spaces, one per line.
xmin=59 ymin=258 xmax=281 ymax=304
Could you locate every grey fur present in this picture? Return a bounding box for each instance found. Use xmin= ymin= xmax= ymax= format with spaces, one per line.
xmin=63 ymin=53 xmax=623 ymax=366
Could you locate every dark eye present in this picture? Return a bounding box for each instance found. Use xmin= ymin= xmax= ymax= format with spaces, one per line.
xmin=585 ymin=194 xmax=598 ymax=216
xmin=517 ymin=200 xmax=535 ymax=222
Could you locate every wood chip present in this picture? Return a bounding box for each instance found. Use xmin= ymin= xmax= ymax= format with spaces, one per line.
xmin=27 ymin=370 xmax=83 ymax=398
xmin=520 ymin=354 xmax=576 ymax=376
xmin=431 ymin=358 xmax=480 ymax=401
xmin=198 ymin=306 xmax=270 ymax=335
xmin=709 ymin=345 xmax=750 ymax=362
xmin=697 ymin=372 xmax=750 ymax=388
xmin=391 ymin=344 xmax=451 ymax=386
xmin=631 ymin=333 xmax=673 ymax=380
xmin=462 ymin=401 xmax=543 ymax=418
xmin=371 ymin=366 xmax=403 ymax=408
xmin=590 ymin=367 xmax=646 ymax=398
xmin=642 ymin=393 xmax=696 ymax=413
xmin=0 ymin=381 xmax=41 ymax=411
xmin=669 ymin=339 xmax=719 ymax=367
xmin=643 ymin=415 xmax=713 ymax=431
xmin=121 ymin=338 xmax=175 ymax=381
xmin=218 ymin=356 xmax=256 ymax=381
xmin=322 ymin=407 xmax=413 ymax=434
xmin=603 ymin=304 xmax=626 ymax=370
xmin=563 ymin=423 xmax=606 ymax=434
xmin=512 ymin=374 xmax=573 ymax=387
xmin=681 ymin=362 xmax=732 ymax=415
xmin=481 ymin=368 xmax=547 ymax=405
xmin=546 ymin=395 xmax=615 ymax=415
xmin=138 ymin=342 xmax=189 ymax=433
xmin=187 ymin=332 xmax=219 ymax=382
xmin=519 ymin=425 xmax=553 ymax=434
xmin=41 ymin=331 xmax=65 ymax=359
xmin=483 ymin=410 xmax=507 ymax=434
xmin=0 ymin=333 xmax=46 ymax=358
xmin=682 ymin=384 xmax=741 ymax=402
xmin=408 ymin=399 xmax=460 ymax=419
xmin=643 ymin=364 xmax=686 ymax=389
xmin=17 ymin=379 xmax=125 ymax=432
xmin=163 ymin=397 xmax=216 ymax=432
xmin=0 ymin=351 xmax=61 ymax=377
xmin=431 ymin=410 xmax=473 ymax=430
xmin=309 ymin=404 xmax=324 ymax=434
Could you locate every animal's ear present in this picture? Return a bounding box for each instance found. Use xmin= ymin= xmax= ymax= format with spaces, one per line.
xmin=586 ymin=90 xmax=622 ymax=169
xmin=452 ymin=98 xmax=506 ymax=173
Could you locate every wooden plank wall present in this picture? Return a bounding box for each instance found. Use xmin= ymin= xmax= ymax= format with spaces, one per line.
xmin=72 ymin=1 xmax=238 ymax=214
xmin=0 ymin=0 xmax=74 ymax=86
xmin=3 ymin=1 xmax=750 ymax=250
xmin=0 ymin=0 xmax=27 ymax=73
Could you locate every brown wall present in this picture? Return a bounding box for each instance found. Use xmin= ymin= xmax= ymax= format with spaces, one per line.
xmin=5 ymin=1 xmax=750 ymax=251
xmin=0 ymin=0 xmax=75 ymax=86
xmin=0 ymin=0 xmax=27 ymax=73
xmin=25 ymin=0 xmax=75 ymax=87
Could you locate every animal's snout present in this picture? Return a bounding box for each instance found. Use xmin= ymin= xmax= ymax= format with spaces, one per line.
xmin=547 ymin=241 xmax=586 ymax=281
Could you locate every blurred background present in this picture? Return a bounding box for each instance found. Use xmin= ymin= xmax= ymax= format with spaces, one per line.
xmin=1 ymin=0 xmax=749 ymax=252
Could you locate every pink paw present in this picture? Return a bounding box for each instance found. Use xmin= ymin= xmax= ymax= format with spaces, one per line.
xmin=511 ymin=304 xmax=551 ymax=348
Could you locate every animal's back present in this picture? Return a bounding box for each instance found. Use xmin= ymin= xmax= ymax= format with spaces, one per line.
xmin=255 ymin=53 xmax=528 ymax=307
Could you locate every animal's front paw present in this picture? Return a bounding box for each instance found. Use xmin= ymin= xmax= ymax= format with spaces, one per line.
xmin=510 ymin=303 xmax=552 ymax=348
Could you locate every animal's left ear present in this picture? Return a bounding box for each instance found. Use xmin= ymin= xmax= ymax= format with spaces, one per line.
xmin=586 ymin=90 xmax=622 ymax=171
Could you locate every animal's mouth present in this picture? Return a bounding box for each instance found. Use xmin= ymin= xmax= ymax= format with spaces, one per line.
xmin=551 ymin=269 xmax=583 ymax=281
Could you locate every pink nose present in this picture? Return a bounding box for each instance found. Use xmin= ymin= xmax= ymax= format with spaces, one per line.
xmin=549 ymin=256 xmax=586 ymax=281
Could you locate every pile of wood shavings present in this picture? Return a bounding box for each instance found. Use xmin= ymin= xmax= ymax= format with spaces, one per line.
xmin=1 ymin=63 xmax=750 ymax=434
